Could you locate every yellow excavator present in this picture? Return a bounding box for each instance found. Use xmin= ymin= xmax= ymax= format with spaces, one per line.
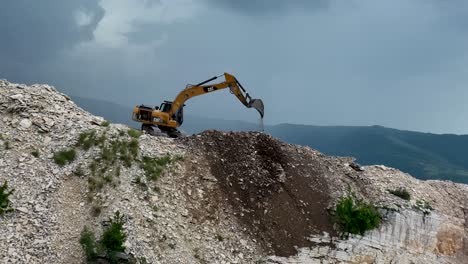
xmin=132 ymin=73 xmax=264 ymax=137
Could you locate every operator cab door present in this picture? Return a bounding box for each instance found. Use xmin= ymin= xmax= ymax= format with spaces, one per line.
xmin=160 ymin=102 xmax=172 ymax=113
xmin=160 ymin=102 xmax=183 ymax=125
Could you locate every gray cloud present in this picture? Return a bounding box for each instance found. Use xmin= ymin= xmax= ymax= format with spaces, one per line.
xmin=204 ymin=0 xmax=328 ymax=14
xmin=0 ymin=0 xmax=104 ymax=63
xmin=2 ymin=0 xmax=468 ymax=134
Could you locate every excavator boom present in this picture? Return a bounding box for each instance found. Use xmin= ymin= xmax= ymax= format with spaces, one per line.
xmin=132 ymin=73 xmax=264 ymax=137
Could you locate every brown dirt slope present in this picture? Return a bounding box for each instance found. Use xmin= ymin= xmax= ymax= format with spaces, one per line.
xmin=182 ymin=130 xmax=350 ymax=256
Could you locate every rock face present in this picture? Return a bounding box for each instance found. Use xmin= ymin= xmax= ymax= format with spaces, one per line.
xmin=0 ymin=79 xmax=467 ymax=264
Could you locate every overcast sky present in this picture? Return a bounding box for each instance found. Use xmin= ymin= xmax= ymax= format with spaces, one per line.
xmin=1 ymin=0 xmax=468 ymax=134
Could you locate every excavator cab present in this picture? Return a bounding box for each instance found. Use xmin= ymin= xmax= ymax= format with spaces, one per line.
xmin=159 ymin=101 xmax=172 ymax=113
xmin=160 ymin=101 xmax=184 ymax=125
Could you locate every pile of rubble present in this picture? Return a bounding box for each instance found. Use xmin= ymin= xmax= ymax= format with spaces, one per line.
xmin=0 ymin=79 xmax=467 ymax=264
xmin=0 ymin=80 xmax=261 ymax=263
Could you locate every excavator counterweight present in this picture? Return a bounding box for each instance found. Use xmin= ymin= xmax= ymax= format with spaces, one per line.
xmin=132 ymin=73 xmax=264 ymax=137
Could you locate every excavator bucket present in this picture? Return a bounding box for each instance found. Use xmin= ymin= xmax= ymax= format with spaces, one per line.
xmin=248 ymin=99 xmax=264 ymax=118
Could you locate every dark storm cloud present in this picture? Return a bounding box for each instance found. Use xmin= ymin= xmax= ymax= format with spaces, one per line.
xmin=0 ymin=0 xmax=104 ymax=63
xmin=204 ymin=0 xmax=328 ymax=14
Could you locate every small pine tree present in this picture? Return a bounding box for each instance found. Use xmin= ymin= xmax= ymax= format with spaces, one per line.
xmin=101 ymin=211 xmax=127 ymax=262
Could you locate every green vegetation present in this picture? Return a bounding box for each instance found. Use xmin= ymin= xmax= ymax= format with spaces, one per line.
xmin=74 ymin=165 xmax=84 ymax=176
xmin=0 ymin=181 xmax=14 ymax=215
xmin=31 ymin=149 xmax=40 ymax=158
xmin=388 ymin=187 xmax=411 ymax=201
xmin=127 ymin=129 xmax=141 ymax=139
xmin=3 ymin=140 xmax=10 ymax=150
xmin=335 ymin=194 xmax=381 ymax=236
xmin=80 ymin=211 xmax=127 ymax=263
xmin=53 ymin=148 xmax=76 ymax=166
xmin=79 ymin=227 xmax=97 ymax=261
xmin=101 ymin=211 xmax=126 ymax=254
xmin=78 ymin=130 xmax=97 ymax=150
xmin=414 ymin=199 xmax=433 ymax=216
xmin=140 ymin=155 xmax=176 ymax=181
xmin=77 ymin=128 xmax=142 ymax=193
xmin=91 ymin=204 xmax=102 ymax=217
xmin=101 ymin=120 xmax=111 ymax=127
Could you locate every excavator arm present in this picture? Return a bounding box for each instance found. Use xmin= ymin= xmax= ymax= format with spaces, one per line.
xmin=169 ymin=73 xmax=264 ymax=118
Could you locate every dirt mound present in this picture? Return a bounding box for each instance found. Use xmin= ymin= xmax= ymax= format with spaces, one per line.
xmin=184 ymin=130 xmax=337 ymax=256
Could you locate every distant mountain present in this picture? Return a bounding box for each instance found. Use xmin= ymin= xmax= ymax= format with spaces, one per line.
xmin=71 ymin=96 xmax=139 ymax=128
xmin=268 ymin=124 xmax=468 ymax=184
xmin=72 ymin=96 xmax=468 ymax=184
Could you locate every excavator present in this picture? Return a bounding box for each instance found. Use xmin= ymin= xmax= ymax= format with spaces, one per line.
xmin=132 ymin=73 xmax=264 ymax=137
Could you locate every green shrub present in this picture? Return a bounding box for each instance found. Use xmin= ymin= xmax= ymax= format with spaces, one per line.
xmin=4 ymin=140 xmax=10 ymax=150
xmin=335 ymin=195 xmax=381 ymax=236
xmin=74 ymin=165 xmax=84 ymax=176
xmin=0 ymin=181 xmax=14 ymax=215
xmin=115 ymin=165 xmax=121 ymax=177
xmin=389 ymin=188 xmax=411 ymax=201
xmin=128 ymin=139 xmax=139 ymax=157
xmin=89 ymin=161 xmax=98 ymax=175
xmin=96 ymin=133 xmax=107 ymax=147
xmin=101 ymin=120 xmax=111 ymax=127
xmin=155 ymin=155 xmax=172 ymax=166
xmin=101 ymin=146 xmax=115 ymax=162
xmin=140 ymin=157 xmax=163 ymax=181
xmin=79 ymin=226 xmax=97 ymax=261
xmin=127 ymin=129 xmax=141 ymax=139
xmin=53 ymin=148 xmax=76 ymax=166
xmin=101 ymin=211 xmax=127 ymax=261
xmin=78 ymin=130 xmax=97 ymax=150
xmin=31 ymin=149 xmax=40 ymax=158
xmin=79 ymin=211 xmax=127 ymax=263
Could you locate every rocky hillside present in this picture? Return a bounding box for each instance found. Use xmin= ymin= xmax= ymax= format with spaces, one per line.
xmin=0 ymin=79 xmax=467 ymax=264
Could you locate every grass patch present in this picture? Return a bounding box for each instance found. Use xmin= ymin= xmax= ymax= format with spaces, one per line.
xmin=388 ymin=187 xmax=411 ymax=201
xmin=140 ymin=154 xmax=182 ymax=181
xmin=31 ymin=149 xmax=40 ymax=158
xmin=101 ymin=120 xmax=111 ymax=127
xmin=335 ymin=194 xmax=381 ymax=236
xmin=88 ymin=177 xmax=104 ymax=192
xmin=128 ymin=139 xmax=139 ymax=157
xmin=140 ymin=157 xmax=164 ymax=181
xmin=53 ymin=148 xmax=76 ymax=166
xmin=0 ymin=181 xmax=14 ymax=215
xmin=414 ymin=199 xmax=433 ymax=216
xmin=77 ymin=130 xmax=97 ymax=150
xmin=78 ymin=129 xmax=141 ymax=194
xmin=128 ymin=129 xmax=141 ymax=139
